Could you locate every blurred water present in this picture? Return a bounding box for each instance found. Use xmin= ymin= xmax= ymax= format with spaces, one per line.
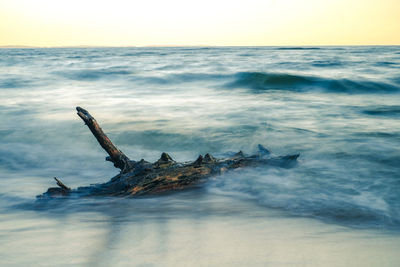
xmin=1 ymin=46 xmax=400 ymax=266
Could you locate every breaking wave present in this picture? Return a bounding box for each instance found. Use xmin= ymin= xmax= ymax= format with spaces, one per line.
xmin=227 ymin=72 xmax=399 ymax=93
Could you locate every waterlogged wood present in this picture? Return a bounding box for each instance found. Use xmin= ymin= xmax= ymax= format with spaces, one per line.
xmin=39 ymin=107 xmax=299 ymax=198
xmin=54 ymin=177 xmax=70 ymax=191
xmin=76 ymin=107 xmax=134 ymax=172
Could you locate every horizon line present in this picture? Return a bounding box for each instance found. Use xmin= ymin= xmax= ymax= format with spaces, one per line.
xmin=1 ymin=44 xmax=400 ymax=49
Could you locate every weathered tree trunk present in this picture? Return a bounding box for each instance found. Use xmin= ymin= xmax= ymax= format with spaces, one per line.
xmin=39 ymin=107 xmax=299 ymax=198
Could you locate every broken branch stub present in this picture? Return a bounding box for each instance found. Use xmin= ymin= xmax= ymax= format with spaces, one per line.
xmin=54 ymin=177 xmax=70 ymax=191
xmin=76 ymin=107 xmax=134 ymax=172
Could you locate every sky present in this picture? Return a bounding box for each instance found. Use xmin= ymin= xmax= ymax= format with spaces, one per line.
xmin=0 ymin=0 xmax=399 ymax=47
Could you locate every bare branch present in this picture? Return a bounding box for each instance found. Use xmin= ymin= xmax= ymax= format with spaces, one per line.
xmin=76 ymin=107 xmax=134 ymax=172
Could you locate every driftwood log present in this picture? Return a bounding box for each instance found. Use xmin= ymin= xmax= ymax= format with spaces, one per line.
xmin=39 ymin=107 xmax=299 ymax=198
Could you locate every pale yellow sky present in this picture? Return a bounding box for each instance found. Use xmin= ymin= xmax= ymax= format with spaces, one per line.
xmin=0 ymin=0 xmax=399 ymax=47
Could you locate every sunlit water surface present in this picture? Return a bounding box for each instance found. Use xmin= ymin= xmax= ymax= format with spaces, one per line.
xmin=1 ymin=46 xmax=400 ymax=266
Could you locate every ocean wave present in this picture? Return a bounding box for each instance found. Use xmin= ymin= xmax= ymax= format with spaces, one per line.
xmin=226 ymin=72 xmax=399 ymax=93
xmin=130 ymin=72 xmax=230 ymax=85
xmin=54 ymin=67 xmax=132 ymax=81
xmin=375 ymin=61 xmax=399 ymax=67
xmin=122 ymin=51 xmax=167 ymax=57
xmin=362 ymin=105 xmax=400 ymax=116
xmin=169 ymin=72 xmax=229 ymax=82
xmin=392 ymin=77 xmax=400 ymax=85
xmin=210 ymin=167 xmax=400 ymax=229
xmin=277 ymin=47 xmax=321 ymax=50
xmin=126 ymin=71 xmax=399 ymax=94
xmin=0 ymin=78 xmax=35 ymax=89
xmin=311 ymin=60 xmax=342 ymax=67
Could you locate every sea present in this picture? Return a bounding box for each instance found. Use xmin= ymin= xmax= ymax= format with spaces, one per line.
xmin=1 ymin=46 xmax=400 ymax=266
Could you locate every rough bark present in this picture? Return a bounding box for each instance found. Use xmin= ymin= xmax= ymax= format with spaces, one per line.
xmin=39 ymin=107 xmax=299 ymax=198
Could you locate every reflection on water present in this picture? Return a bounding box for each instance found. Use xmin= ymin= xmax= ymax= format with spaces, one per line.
xmin=1 ymin=46 xmax=400 ymax=266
